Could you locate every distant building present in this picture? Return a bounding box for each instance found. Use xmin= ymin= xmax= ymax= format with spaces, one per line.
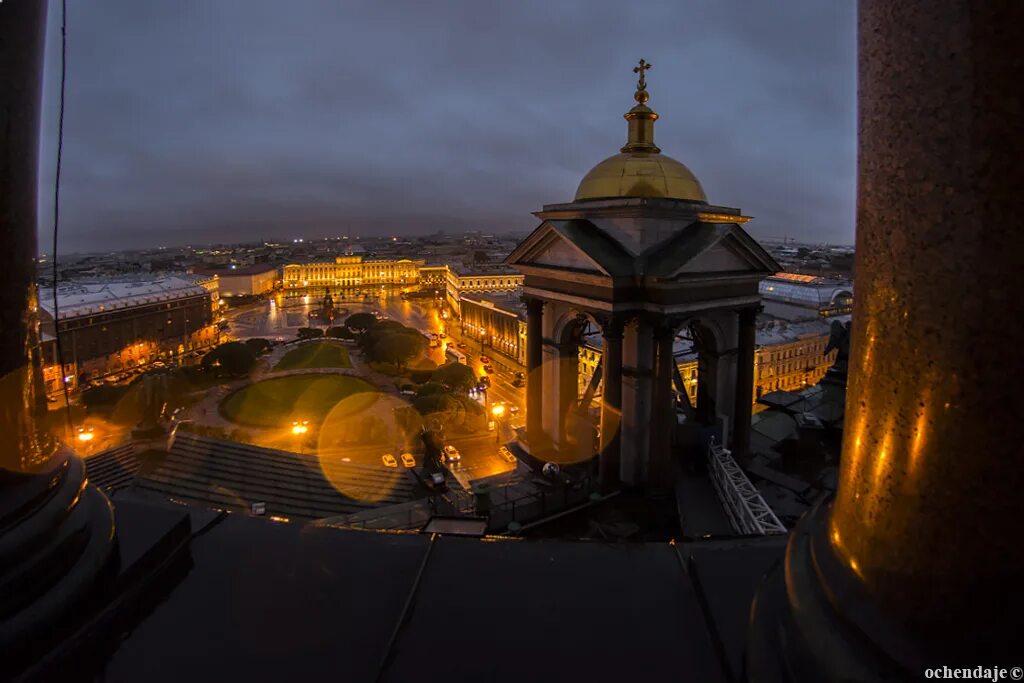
xmin=759 ymin=272 xmax=853 ymax=320
xmin=212 ymin=264 xmax=278 ymax=297
xmin=416 ymin=264 xmax=524 ymax=317
xmin=459 ymin=291 xmax=527 ymax=365
xmin=282 ymin=255 xmax=422 ymax=293
xmin=38 ymin=277 xmax=218 ymax=394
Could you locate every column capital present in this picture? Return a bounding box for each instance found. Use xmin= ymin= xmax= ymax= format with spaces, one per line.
xmin=595 ymin=313 xmax=627 ymax=340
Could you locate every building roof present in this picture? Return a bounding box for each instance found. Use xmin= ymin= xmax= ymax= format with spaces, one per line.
xmin=131 ymin=432 xmax=431 ymax=520
xmin=86 ymin=498 xmax=784 ymax=683
xmin=39 ymin=276 xmax=208 ymax=319
xmin=210 ymin=264 xmax=278 ymax=276
xmin=759 ymin=273 xmax=853 ymax=309
xmin=461 ymin=291 xmax=526 ymax=318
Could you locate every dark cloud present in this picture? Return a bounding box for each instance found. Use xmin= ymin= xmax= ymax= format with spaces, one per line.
xmin=38 ymin=0 xmax=855 ymax=253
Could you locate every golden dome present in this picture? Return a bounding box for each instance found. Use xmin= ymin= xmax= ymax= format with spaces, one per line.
xmin=574 ymin=152 xmax=707 ymax=202
xmin=574 ymin=59 xmax=707 ymax=203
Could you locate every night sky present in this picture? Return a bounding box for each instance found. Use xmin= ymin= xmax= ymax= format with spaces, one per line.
xmin=38 ymin=0 xmax=856 ymax=254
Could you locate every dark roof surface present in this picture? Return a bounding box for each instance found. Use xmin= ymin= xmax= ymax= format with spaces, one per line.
xmin=89 ymin=507 xmax=783 ymax=683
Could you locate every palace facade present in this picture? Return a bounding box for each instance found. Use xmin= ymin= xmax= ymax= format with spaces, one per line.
xmin=282 ymin=255 xmax=423 ymax=293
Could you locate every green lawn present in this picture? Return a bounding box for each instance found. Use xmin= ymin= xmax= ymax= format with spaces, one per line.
xmin=220 ymin=374 xmax=376 ymax=428
xmin=273 ymin=342 xmax=352 ymax=371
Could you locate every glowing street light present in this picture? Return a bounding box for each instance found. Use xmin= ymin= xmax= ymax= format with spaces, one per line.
xmin=76 ymin=427 xmax=95 ymax=443
xmin=291 ymin=420 xmax=309 ymax=435
xmin=491 ymin=404 xmax=505 ymax=418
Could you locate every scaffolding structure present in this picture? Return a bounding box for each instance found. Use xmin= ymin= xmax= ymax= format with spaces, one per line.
xmin=707 ymin=440 xmax=787 ymax=535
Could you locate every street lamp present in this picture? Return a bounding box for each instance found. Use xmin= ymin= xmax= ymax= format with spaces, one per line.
xmin=76 ymin=426 xmax=95 ymax=443
xmin=291 ymin=420 xmax=309 ymax=435
xmin=491 ymin=404 xmax=505 ymax=444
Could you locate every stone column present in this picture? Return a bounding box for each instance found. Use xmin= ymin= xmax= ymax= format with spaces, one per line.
xmin=619 ymin=317 xmax=654 ymax=485
xmin=647 ymin=323 xmax=675 ymax=493
xmin=556 ymin=339 xmax=580 ymax=450
xmin=748 ymin=1 xmax=1024 ymax=677
xmin=0 ymin=0 xmax=116 ymax=672
xmin=525 ymin=297 xmax=543 ymax=446
xmin=730 ymin=306 xmax=757 ymax=457
xmin=598 ymin=317 xmax=623 ymax=491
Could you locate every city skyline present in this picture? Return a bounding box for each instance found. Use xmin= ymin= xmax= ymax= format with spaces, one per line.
xmin=38 ymin=0 xmax=855 ymax=254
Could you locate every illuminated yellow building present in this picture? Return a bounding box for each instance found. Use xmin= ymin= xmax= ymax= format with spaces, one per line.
xmin=578 ymin=317 xmax=839 ymax=409
xmin=282 ymin=255 xmax=423 ymax=292
xmin=416 ymin=265 xmax=524 ymax=317
xmin=459 ymin=292 xmax=528 ymax=365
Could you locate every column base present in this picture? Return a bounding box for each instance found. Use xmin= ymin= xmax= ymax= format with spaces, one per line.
xmin=0 ymin=452 xmax=117 ymax=675
xmin=747 ymin=502 xmax=925 ymax=682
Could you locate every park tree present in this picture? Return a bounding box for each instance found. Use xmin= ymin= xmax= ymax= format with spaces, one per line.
xmin=326 ymin=326 xmax=354 ymax=339
xmin=431 ymin=362 xmax=478 ymax=392
xmin=244 ymin=338 xmax=273 ymax=355
xmin=412 ymin=392 xmax=460 ymax=419
xmin=201 ymin=341 xmax=257 ymax=377
xmin=408 ymin=358 xmax=438 ymax=384
xmin=415 ymin=381 xmax=447 ymax=398
xmin=82 ymin=384 xmax=130 ymax=410
xmin=344 ymin=312 xmax=377 ymax=332
xmin=366 ymin=332 xmax=424 ymax=370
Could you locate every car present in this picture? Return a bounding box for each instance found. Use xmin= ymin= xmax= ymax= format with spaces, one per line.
xmin=382 ymin=454 xmax=398 ymax=468
xmin=512 ymin=377 xmax=525 ymax=388
xmin=483 ymin=365 xmax=494 ymax=374
xmin=400 ymin=388 xmax=416 ymax=396
xmin=456 ymin=342 xmax=467 ymax=350
xmin=479 ymin=355 xmax=492 ymax=364
xmin=478 ymin=375 xmax=491 ymax=388
xmin=400 ymin=453 xmax=416 ymax=468
xmin=508 ymin=405 xmax=520 ymax=415
xmin=441 ymin=445 xmax=461 ymax=463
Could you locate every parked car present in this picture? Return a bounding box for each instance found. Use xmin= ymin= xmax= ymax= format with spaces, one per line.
xmin=441 ymin=445 xmax=461 ymax=464
xmin=513 ymin=376 xmax=525 ymax=388
xmin=483 ymin=365 xmax=494 ymax=374
xmin=478 ymin=375 xmax=491 ymax=388
xmin=508 ymin=405 xmax=520 ymax=415
xmin=382 ymin=454 xmax=398 ymax=468
xmin=479 ymin=355 xmax=492 ymax=364
xmin=498 ymin=446 xmax=516 ymax=463
xmin=400 ymin=453 xmax=416 ymax=468
xmin=456 ymin=342 xmax=467 ymax=350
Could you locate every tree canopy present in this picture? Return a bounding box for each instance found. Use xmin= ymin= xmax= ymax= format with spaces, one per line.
xmin=244 ymin=338 xmax=273 ymax=355
xmin=431 ymin=362 xmax=478 ymax=391
xmin=365 ymin=331 xmax=425 ymax=370
xmin=326 ymin=326 xmax=354 ymax=339
xmin=344 ymin=312 xmax=377 ymax=332
xmin=415 ymin=381 xmax=447 ymax=398
xmin=201 ymin=341 xmax=257 ymax=377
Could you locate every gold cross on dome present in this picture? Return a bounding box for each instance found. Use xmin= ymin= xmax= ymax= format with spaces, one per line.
xmin=633 ymin=59 xmax=652 ymax=89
